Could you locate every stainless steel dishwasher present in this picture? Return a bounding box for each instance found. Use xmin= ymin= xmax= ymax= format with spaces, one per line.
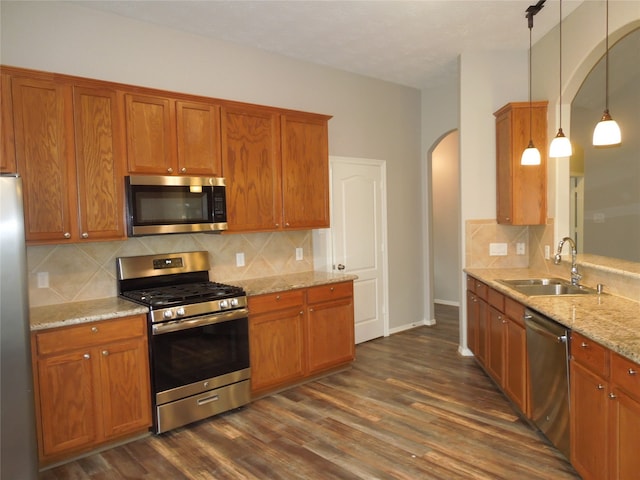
xmin=525 ymin=309 xmax=570 ymax=459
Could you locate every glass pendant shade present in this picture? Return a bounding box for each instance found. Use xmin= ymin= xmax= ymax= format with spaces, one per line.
xmin=521 ymin=141 xmax=541 ymax=165
xmin=549 ymin=128 xmax=573 ymax=157
xmin=592 ymin=110 xmax=622 ymax=146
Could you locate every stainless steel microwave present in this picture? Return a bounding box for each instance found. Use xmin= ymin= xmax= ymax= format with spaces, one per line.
xmin=125 ymin=175 xmax=228 ymax=236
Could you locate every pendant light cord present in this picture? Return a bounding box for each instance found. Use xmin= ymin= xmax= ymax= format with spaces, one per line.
xmin=605 ymin=0 xmax=610 ymax=112
xmin=558 ymin=0 xmax=563 ymax=127
xmin=529 ymin=22 xmax=533 ymax=141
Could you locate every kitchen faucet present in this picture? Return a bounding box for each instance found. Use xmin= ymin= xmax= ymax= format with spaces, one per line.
xmin=554 ymin=237 xmax=582 ymax=286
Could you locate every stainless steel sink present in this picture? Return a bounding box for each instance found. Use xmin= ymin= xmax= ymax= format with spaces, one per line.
xmin=497 ymin=278 xmax=596 ymax=296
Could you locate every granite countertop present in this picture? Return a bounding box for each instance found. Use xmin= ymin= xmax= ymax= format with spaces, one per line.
xmin=29 ymin=271 xmax=357 ymax=331
xmin=465 ymin=267 xmax=640 ymax=365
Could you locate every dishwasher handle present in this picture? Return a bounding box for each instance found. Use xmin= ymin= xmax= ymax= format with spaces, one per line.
xmin=524 ymin=313 xmax=568 ymax=343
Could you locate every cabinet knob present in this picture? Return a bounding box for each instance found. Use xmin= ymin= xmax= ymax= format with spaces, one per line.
xmin=275 ymin=295 xmax=281 ymax=301
xmin=330 ymin=287 xmax=335 ymax=292
xmin=629 ymin=368 xmax=638 ymax=376
xmin=81 ymin=232 xmax=89 ymax=239
xmin=275 ymin=223 xmax=279 ymax=228
xmin=609 ymin=392 xmax=617 ymax=399
xmin=299 ymin=311 xmax=304 ymax=315
xmin=63 ymin=232 xmax=71 ymax=239
xmin=91 ymin=326 xmax=98 ymax=333
xmin=83 ymin=353 xmax=90 ymax=360
xmin=597 ymin=384 xmax=605 ymax=390
xmin=181 ymin=167 xmax=187 ymax=173
xmin=581 ymin=342 xmax=588 ymax=348
xmin=102 ymin=350 xmax=109 ymax=356
xmin=167 ymin=167 xmax=173 ymax=173
xmin=285 ymin=222 xmax=290 ymax=227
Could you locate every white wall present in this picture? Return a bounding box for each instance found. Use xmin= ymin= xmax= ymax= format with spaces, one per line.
xmin=1 ymin=1 xmax=423 ymax=330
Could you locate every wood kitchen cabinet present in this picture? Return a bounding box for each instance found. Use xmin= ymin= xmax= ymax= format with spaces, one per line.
xmin=494 ymin=101 xmax=548 ymax=225
xmin=306 ymin=282 xmax=355 ymax=374
xmin=570 ymin=331 xmax=640 ymax=480
xmin=466 ymin=275 xmax=528 ymax=415
xmin=248 ymin=282 xmax=355 ymax=397
xmin=222 ymin=108 xmax=331 ymax=233
xmin=280 ymin=112 xmax=330 ymax=229
xmin=0 ymin=72 xmax=16 ymax=173
xmin=9 ymin=70 xmax=125 ymax=244
xmin=221 ymin=105 xmax=282 ymax=232
xmin=31 ymin=314 xmax=151 ymax=466
xmin=124 ymin=93 xmax=222 ymax=176
xmin=248 ymin=290 xmax=306 ymax=396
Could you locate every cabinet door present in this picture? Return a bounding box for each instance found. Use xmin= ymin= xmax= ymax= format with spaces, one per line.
xmin=176 ymin=100 xmax=222 ymax=175
xmin=476 ymin=298 xmax=488 ymax=366
xmin=73 ymin=85 xmax=126 ymax=241
xmin=504 ymin=316 xmax=528 ymax=414
xmin=307 ymin=297 xmax=355 ymax=374
xmin=609 ymin=388 xmax=640 ymax=480
xmin=495 ymin=109 xmax=513 ymax=224
xmin=487 ymin=305 xmax=505 ymax=384
xmin=281 ymin=113 xmax=329 ymax=229
xmin=0 ymin=72 xmax=16 ymax=173
xmin=12 ymin=77 xmax=77 ymax=242
xmin=36 ymin=350 xmax=97 ymax=458
xmin=570 ymin=361 xmax=609 ymax=480
xmin=221 ymin=106 xmax=281 ymax=232
xmin=124 ymin=93 xmax=175 ymax=174
xmin=249 ymin=307 xmax=305 ymax=395
xmin=98 ymin=337 xmax=152 ymax=439
xmin=466 ymin=290 xmax=479 ymax=355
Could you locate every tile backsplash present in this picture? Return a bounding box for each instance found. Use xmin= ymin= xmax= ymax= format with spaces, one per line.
xmin=27 ymin=231 xmax=313 ymax=307
xmin=465 ymin=219 xmax=529 ymax=268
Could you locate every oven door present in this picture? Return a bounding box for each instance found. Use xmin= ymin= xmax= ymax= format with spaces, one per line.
xmin=149 ymin=308 xmax=249 ymax=405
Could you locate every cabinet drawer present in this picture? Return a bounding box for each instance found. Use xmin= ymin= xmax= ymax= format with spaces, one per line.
xmin=504 ymin=297 xmax=525 ymax=327
xmin=475 ymin=281 xmax=488 ymax=301
xmin=611 ymin=353 xmax=640 ymax=399
xmin=571 ymin=331 xmax=609 ymax=378
xmin=307 ymin=282 xmax=353 ymax=304
xmin=466 ymin=275 xmax=476 ymax=293
xmin=487 ymin=288 xmax=504 ymax=311
xmin=248 ymin=290 xmax=305 ymax=315
xmin=34 ymin=315 xmax=146 ymax=356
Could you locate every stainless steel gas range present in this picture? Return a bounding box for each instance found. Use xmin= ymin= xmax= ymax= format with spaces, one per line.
xmin=116 ymin=251 xmax=250 ymax=434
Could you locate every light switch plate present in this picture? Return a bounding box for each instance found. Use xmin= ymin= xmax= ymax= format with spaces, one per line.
xmin=516 ymin=243 xmax=526 ymax=255
xmin=236 ymin=253 xmax=245 ymax=267
xmin=295 ymin=247 xmax=303 ymax=261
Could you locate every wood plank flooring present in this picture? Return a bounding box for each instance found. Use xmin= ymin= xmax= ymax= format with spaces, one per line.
xmin=40 ymin=305 xmax=580 ymax=479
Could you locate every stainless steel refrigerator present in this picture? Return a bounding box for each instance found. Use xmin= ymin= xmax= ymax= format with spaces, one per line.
xmin=0 ymin=174 xmax=38 ymax=479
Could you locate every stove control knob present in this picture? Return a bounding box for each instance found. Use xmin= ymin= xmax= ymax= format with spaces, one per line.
xmin=163 ymin=310 xmax=173 ymax=319
xmin=230 ymin=298 xmax=239 ymax=307
xmin=220 ymin=299 xmax=229 ymax=309
xmin=176 ymin=307 xmax=185 ymax=317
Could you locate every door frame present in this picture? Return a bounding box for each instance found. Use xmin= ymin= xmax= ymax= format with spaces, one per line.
xmin=312 ymin=155 xmax=390 ymax=341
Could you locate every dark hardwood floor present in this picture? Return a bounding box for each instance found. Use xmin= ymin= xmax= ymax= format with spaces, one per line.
xmin=40 ymin=304 xmax=580 ymax=479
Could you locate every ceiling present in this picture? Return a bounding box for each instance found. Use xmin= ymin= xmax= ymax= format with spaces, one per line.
xmin=77 ymin=0 xmax=585 ymax=89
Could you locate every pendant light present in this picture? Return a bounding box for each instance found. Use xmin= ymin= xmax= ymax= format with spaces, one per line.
xmin=592 ymin=0 xmax=622 ymax=146
xmin=521 ymin=2 xmax=544 ymax=166
xmin=549 ymin=0 xmax=573 ymax=158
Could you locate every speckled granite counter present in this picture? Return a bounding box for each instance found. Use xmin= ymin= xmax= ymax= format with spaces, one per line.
xmin=29 ymin=271 xmax=357 ymax=331
xmin=30 ymin=297 xmax=149 ymax=331
xmin=233 ymin=271 xmax=358 ymax=296
xmin=465 ymin=268 xmax=640 ymax=365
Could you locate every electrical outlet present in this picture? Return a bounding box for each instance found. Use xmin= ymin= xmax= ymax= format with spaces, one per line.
xmin=37 ymin=271 xmax=49 ymax=288
xmin=235 ymin=253 xmax=245 ymax=267
xmin=516 ymin=243 xmax=526 ymax=255
xmin=545 ymin=245 xmax=551 ymax=260
xmin=295 ymin=247 xmax=303 ymax=261
xmin=489 ymin=243 xmax=508 ymax=256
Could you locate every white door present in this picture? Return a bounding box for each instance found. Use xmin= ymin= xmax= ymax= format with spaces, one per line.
xmin=330 ymin=157 xmax=388 ymax=344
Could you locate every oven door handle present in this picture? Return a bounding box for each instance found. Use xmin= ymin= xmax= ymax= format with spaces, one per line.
xmin=152 ymin=308 xmax=249 ymax=335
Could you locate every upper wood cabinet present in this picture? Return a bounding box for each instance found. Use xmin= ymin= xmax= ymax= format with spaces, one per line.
xmin=222 ymin=107 xmax=331 ymax=233
xmin=0 ymin=72 xmax=16 ymax=173
xmin=10 ymin=72 xmax=126 ymax=244
xmin=281 ymin=113 xmax=330 ymax=229
xmin=124 ymin=93 xmax=222 ymax=176
xmin=11 ymin=76 xmax=77 ymax=243
xmin=494 ymin=101 xmax=548 ymax=225
xmin=221 ymin=105 xmax=282 ymax=232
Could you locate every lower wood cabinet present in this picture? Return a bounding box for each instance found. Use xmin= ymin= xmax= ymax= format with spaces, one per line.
xmin=31 ymin=314 xmax=151 ymax=465
xmin=248 ymin=281 xmax=354 ymax=397
xmin=570 ymin=331 xmax=640 ymax=480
